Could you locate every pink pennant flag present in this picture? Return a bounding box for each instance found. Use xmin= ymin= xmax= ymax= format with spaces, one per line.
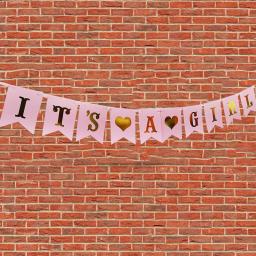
xmin=183 ymin=104 xmax=204 ymax=138
xmin=239 ymin=86 xmax=256 ymax=117
xmin=204 ymin=100 xmax=223 ymax=133
xmin=110 ymin=107 xmax=136 ymax=144
xmin=160 ymin=107 xmax=182 ymax=141
xmin=222 ymin=93 xmax=241 ymax=125
xmin=139 ymin=108 xmax=163 ymax=144
xmin=76 ymin=103 xmax=108 ymax=143
xmin=0 ymin=86 xmax=43 ymax=134
xmin=43 ymin=95 xmax=78 ymax=140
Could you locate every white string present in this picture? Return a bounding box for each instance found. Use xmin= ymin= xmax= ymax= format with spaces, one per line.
xmin=0 ymin=81 xmax=143 ymax=112
xmin=0 ymin=81 xmax=114 ymax=111
xmin=0 ymin=81 xmax=15 ymax=88
xmin=0 ymin=81 xmax=254 ymax=112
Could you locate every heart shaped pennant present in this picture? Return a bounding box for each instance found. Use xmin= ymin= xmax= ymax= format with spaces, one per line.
xmin=115 ymin=116 xmax=131 ymax=131
xmin=160 ymin=108 xmax=182 ymax=140
xmin=165 ymin=116 xmax=178 ymax=129
xmin=110 ymin=108 xmax=136 ymax=144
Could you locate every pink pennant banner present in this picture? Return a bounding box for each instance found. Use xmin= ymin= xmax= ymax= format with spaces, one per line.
xmin=204 ymin=99 xmax=223 ymax=133
xmin=183 ymin=104 xmax=204 ymax=138
xmin=76 ymin=103 xmax=108 ymax=143
xmin=110 ymin=107 xmax=136 ymax=144
xmin=160 ymin=107 xmax=182 ymax=141
xmin=43 ymin=95 xmax=78 ymax=140
xmin=239 ymin=86 xmax=256 ymax=117
xmin=0 ymin=82 xmax=255 ymax=144
xmin=139 ymin=108 xmax=163 ymax=144
xmin=0 ymin=86 xmax=43 ymax=134
xmin=222 ymin=93 xmax=241 ymax=125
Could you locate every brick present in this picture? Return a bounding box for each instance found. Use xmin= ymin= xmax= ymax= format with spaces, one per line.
xmin=0 ymin=1 xmax=255 ymax=255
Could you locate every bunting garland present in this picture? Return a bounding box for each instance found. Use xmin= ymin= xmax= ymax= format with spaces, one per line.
xmin=0 ymin=81 xmax=255 ymax=144
xmin=110 ymin=107 xmax=136 ymax=144
xmin=76 ymin=103 xmax=108 ymax=143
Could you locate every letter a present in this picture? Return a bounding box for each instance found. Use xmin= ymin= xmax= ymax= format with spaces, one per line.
xmin=145 ymin=116 xmax=157 ymax=133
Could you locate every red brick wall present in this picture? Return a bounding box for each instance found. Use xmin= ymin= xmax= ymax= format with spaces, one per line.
xmin=0 ymin=1 xmax=256 ymax=255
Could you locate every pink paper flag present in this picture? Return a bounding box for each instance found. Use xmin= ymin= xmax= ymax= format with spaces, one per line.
xmin=76 ymin=103 xmax=108 ymax=143
xmin=204 ymin=100 xmax=223 ymax=133
xmin=110 ymin=107 xmax=136 ymax=144
xmin=139 ymin=108 xmax=163 ymax=144
xmin=0 ymin=86 xmax=43 ymax=134
xmin=183 ymin=104 xmax=204 ymax=138
xmin=43 ymin=95 xmax=78 ymax=140
xmin=222 ymin=93 xmax=241 ymax=125
xmin=239 ymin=86 xmax=256 ymax=117
xmin=160 ymin=107 xmax=182 ymax=141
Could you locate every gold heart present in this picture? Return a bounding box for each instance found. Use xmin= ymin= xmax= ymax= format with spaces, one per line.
xmin=165 ymin=116 xmax=178 ymax=129
xmin=115 ymin=116 xmax=131 ymax=131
